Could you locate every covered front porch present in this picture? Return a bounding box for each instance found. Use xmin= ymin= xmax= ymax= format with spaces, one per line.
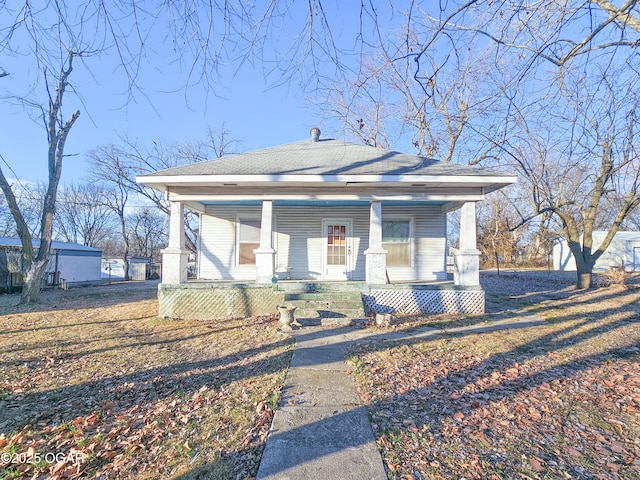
xmin=157 ymin=198 xmax=485 ymax=321
xmin=162 ymin=199 xmax=483 ymax=285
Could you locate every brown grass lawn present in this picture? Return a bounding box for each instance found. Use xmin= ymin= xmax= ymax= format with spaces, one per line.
xmin=1 ymin=273 xmax=639 ymax=480
xmin=349 ymin=271 xmax=640 ymax=480
xmin=0 ymin=282 xmax=294 ymax=480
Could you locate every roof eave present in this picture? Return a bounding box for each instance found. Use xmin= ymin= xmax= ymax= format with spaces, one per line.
xmin=136 ymin=173 xmax=518 ymax=191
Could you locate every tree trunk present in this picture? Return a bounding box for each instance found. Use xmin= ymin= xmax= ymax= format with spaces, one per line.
xmin=576 ymin=268 xmax=593 ymax=289
xmin=20 ymin=258 xmax=49 ymax=303
xmin=123 ymin=252 xmax=130 ymax=281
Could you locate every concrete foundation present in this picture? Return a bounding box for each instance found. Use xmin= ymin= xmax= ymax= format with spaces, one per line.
xmin=157 ymin=281 xmax=485 ymax=320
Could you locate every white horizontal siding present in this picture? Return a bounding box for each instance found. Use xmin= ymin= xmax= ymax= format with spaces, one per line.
xmin=274 ymin=206 xmax=368 ymax=280
xmin=198 ymin=204 xmax=446 ymax=281
xmin=199 ymin=205 xmax=262 ymax=280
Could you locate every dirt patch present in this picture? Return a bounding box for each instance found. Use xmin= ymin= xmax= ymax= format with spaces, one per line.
xmin=0 ymin=281 xmax=294 ymax=479
xmin=349 ymin=273 xmax=640 ymax=480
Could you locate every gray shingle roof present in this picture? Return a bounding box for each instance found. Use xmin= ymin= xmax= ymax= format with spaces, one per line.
xmin=143 ymin=138 xmax=509 ymax=178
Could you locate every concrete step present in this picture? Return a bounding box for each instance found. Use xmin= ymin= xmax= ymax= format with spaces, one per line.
xmin=284 ymin=298 xmax=364 ymax=310
xmin=284 ymin=292 xmax=363 ymax=302
xmin=290 ymin=304 xmax=366 ymax=315
xmin=275 ymin=282 xmax=368 ymax=293
xmin=308 ymin=282 xmax=367 ymax=293
xmin=295 ymin=316 xmax=368 ymax=327
xmin=294 ymin=308 xmax=365 ymax=319
xmin=282 ymin=290 xmax=366 ymax=320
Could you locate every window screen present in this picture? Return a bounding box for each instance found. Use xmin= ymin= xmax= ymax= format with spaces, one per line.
xmin=238 ymin=219 xmax=261 ymax=264
xmin=382 ymin=220 xmax=411 ymax=266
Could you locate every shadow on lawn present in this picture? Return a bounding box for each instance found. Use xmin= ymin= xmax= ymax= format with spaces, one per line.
xmin=0 ymin=280 xmax=160 ymax=315
xmin=0 ymin=321 xmax=215 ymax=366
xmin=174 ymin=283 xmax=639 ymax=479
xmin=0 ymin=334 xmax=294 ymax=432
xmin=158 ymin=275 xmax=639 ymax=479
xmin=188 ymin=315 xmax=637 ymax=478
xmin=340 ymin=285 xmax=639 ymax=478
xmin=3 ymin=278 xmax=638 ymax=479
xmin=0 ymin=316 xmax=295 ymax=478
xmin=282 ymin=287 xmax=637 ymax=478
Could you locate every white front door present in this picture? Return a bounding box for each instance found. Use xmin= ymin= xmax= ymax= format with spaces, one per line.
xmin=634 ymin=246 xmax=640 ymax=271
xmin=322 ymin=219 xmax=352 ymax=280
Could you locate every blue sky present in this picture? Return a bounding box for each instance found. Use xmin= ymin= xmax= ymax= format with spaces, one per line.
xmin=0 ymin=1 xmax=382 ymax=184
xmin=0 ymin=52 xmax=324 ymax=184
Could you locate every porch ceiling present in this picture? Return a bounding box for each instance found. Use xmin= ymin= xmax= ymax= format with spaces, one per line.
xmin=172 ymin=191 xmax=487 ymax=215
xmin=137 ymin=173 xmax=515 ymax=192
xmin=152 ymin=182 xmax=508 ymax=213
xmin=149 ymin=179 xmax=511 ymax=197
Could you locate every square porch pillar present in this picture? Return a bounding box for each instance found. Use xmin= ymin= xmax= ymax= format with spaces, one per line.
xmin=162 ymin=201 xmax=189 ymax=284
xmin=254 ymin=200 xmax=276 ymax=284
xmin=364 ymin=200 xmax=387 ymax=284
xmin=453 ymin=201 xmax=481 ymax=286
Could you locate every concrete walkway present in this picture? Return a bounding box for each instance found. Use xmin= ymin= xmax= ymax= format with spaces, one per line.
xmin=256 ymin=325 xmax=388 ymax=480
xmin=256 ymin=305 xmax=543 ymax=479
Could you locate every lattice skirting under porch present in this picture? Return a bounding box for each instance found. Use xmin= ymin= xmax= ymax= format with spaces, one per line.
xmin=362 ymin=288 xmax=485 ymax=315
xmin=158 ymin=284 xmax=285 ymax=320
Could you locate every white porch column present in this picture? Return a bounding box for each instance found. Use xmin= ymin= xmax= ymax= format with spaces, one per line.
xmin=364 ymin=200 xmax=387 ymax=284
xmin=254 ymin=200 xmax=276 ymax=284
xmin=162 ymin=201 xmax=188 ymax=284
xmin=453 ymin=201 xmax=481 ymax=286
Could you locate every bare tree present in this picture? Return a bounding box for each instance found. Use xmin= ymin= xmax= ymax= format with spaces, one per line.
xmin=91 ymin=125 xmax=240 ymax=254
xmin=87 ymin=145 xmax=134 ymax=280
xmin=0 ymin=51 xmax=80 ymax=302
xmin=55 ymin=184 xmax=115 ymax=247
xmin=171 ymin=124 xmax=241 ymax=164
xmin=127 ymin=207 xmax=167 ymax=260
xmin=322 ymin=2 xmax=640 ymax=289
xmin=499 ymin=61 xmax=640 ymax=288
xmin=5 ymin=1 xmax=636 ymax=301
xmin=412 ymin=1 xmax=640 ymax=73
xmin=87 ymin=125 xmax=237 ymax=277
xmin=0 ymin=1 xmax=346 ymax=302
xmin=321 ymin=7 xmax=509 ymax=164
xmin=0 ymin=179 xmax=46 ymax=238
xmin=477 ymin=195 xmax=524 ymax=272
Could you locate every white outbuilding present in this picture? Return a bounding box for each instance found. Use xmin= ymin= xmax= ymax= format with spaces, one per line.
xmin=553 ymin=231 xmax=640 ymax=272
xmin=0 ymin=237 xmax=102 ymax=290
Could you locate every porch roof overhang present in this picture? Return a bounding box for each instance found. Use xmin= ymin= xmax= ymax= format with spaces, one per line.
xmin=136 ymin=173 xmax=517 ymax=213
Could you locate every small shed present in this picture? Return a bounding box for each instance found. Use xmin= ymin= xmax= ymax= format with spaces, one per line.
xmin=130 ymin=256 xmax=151 ymax=280
xmin=0 ymin=237 xmax=102 ymax=290
xmin=101 ymin=257 xmax=153 ymax=280
xmin=553 ymin=231 xmax=640 ymax=272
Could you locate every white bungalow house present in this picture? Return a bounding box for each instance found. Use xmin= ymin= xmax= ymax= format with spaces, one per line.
xmin=136 ymin=128 xmax=516 ymax=320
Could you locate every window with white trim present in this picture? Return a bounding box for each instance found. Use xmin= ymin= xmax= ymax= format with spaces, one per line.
xmin=238 ymin=218 xmax=261 ymax=265
xmin=382 ymin=220 xmax=411 ymax=266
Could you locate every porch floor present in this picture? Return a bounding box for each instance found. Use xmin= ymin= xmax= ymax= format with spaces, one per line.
xmin=185 ymin=278 xmax=456 ymax=290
